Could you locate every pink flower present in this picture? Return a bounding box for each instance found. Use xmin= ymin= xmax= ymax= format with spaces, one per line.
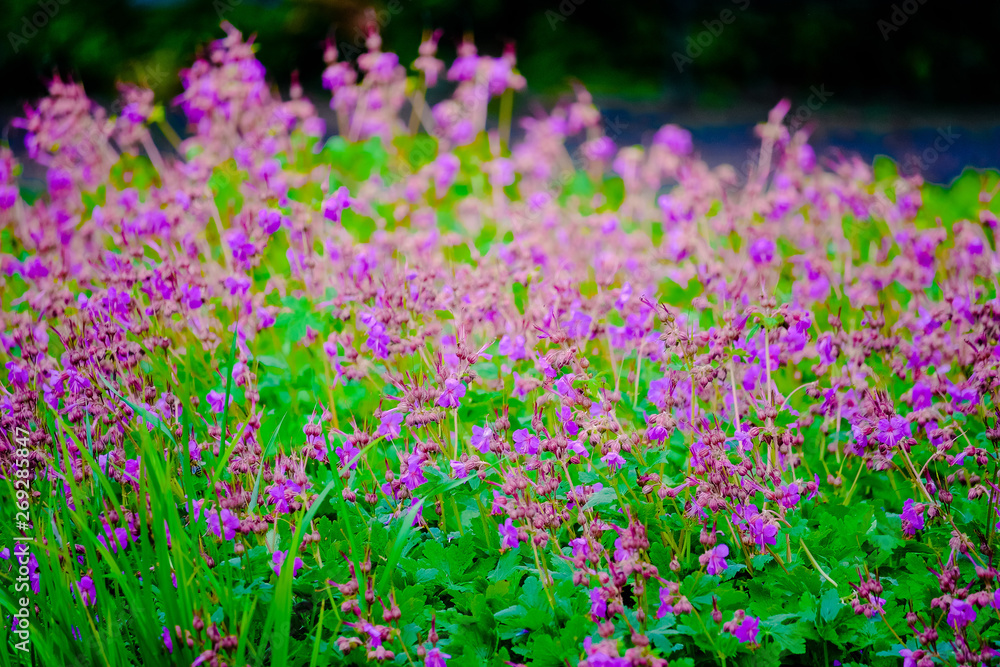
xmin=734 ymin=616 xmax=759 ymax=644
xmin=206 ymin=390 xmax=228 ymax=414
xmin=700 ymin=543 xmax=730 ymax=576
xmin=323 ymin=186 xmax=352 ymax=223
xmin=206 ymin=507 xmax=240 ymax=541
xmin=589 ymin=587 xmax=607 ymax=620
xmin=74 ymin=576 xmax=97 ymax=606
xmin=436 ymin=378 xmax=466 ymax=408
xmin=377 ymin=411 xmax=404 ymax=440
xmin=499 ymin=518 xmax=520 ymax=550
xmin=425 ymin=647 xmax=451 ymax=667
xmin=272 ymin=550 xmax=305 ymax=577
xmin=512 ymin=428 xmax=540 ymax=455
xmin=900 ymin=498 xmax=925 ymax=536
xmin=947 ymin=598 xmax=976 ymax=629
xmin=471 ymin=425 xmax=493 ymax=454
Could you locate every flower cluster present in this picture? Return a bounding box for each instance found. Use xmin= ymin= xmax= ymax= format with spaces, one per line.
xmin=1 ymin=15 xmax=999 ymax=667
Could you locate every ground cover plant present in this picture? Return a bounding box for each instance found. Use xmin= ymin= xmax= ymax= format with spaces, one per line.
xmin=1 ymin=16 xmax=1000 ymax=667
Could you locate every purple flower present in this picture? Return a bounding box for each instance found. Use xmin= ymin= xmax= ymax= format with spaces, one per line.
xmin=900 ymin=498 xmax=925 ymax=535
xmin=206 ymin=390 xmax=228 ymax=414
xmin=336 ymin=443 xmax=360 ymax=470
xmin=436 ymin=378 xmax=466 ymax=408
xmin=206 ymin=507 xmax=240 ymax=541
xmin=601 ymin=449 xmax=626 ymax=472
xmin=323 ymin=186 xmax=352 ymax=223
xmin=512 ymin=428 xmax=540 ymax=455
xmin=401 ymin=453 xmax=428 ymax=490
xmin=647 ymin=423 xmax=668 ymax=443
xmin=498 ymin=334 xmax=526 ymax=361
xmin=471 ymin=425 xmax=493 ymax=454
xmin=911 ymin=380 xmax=933 ymax=410
xmin=74 ymin=576 xmax=97 ymax=606
xmin=700 ymin=543 xmax=730 ymax=576
xmin=558 ymin=405 xmax=580 ymax=436
xmin=947 ymin=598 xmax=976 ymax=629
xmin=162 ymin=626 xmax=173 ymax=653
xmin=123 ymin=459 xmax=140 ymax=485
xmin=749 ymin=237 xmax=775 ymax=265
xmin=258 ymin=208 xmax=285 ymax=235
xmin=98 ymin=525 xmax=132 ymax=554
xmin=876 ymin=415 xmax=910 ymax=448
xmin=569 ymin=537 xmax=590 ymax=558
xmin=817 ymin=332 xmax=837 ymax=365
xmin=499 ymin=518 xmax=520 ymax=550
xmin=450 ymin=460 xmax=469 ymax=478
xmin=778 ymin=483 xmax=800 ymax=510
xmin=425 ymin=647 xmax=451 ymax=667
xmin=653 ymin=124 xmax=693 ymax=155
xmin=272 ymin=550 xmax=305 ymax=577
xmin=657 ymin=585 xmax=676 ymax=618
xmin=589 ymin=588 xmax=607 ymax=620
xmin=224 ymin=274 xmax=251 ymax=296
xmin=734 ymin=616 xmax=759 ymax=644
xmin=377 ymin=411 xmax=404 ymax=440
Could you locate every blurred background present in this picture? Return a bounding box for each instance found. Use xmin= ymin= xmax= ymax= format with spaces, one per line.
xmin=2 ymin=0 xmax=998 ymax=182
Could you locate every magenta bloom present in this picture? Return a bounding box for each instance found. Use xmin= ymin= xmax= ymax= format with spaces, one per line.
xmin=900 ymin=498 xmax=925 ymax=535
xmin=206 ymin=390 xmax=228 ymax=414
xmin=778 ymin=483 xmax=801 ymax=510
xmin=512 ymin=428 xmax=540 ymax=455
xmin=272 ymin=550 xmax=305 ymax=577
xmin=323 ymin=186 xmax=352 ymax=223
xmin=425 ymin=647 xmax=451 ymax=667
xmin=653 ymin=124 xmax=693 ymax=155
xmin=74 ymin=576 xmax=97 ymax=606
xmin=436 ymin=378 xmax=466 ymax=408
xmin=947 ymin=598 xmax=976 ymax=629
xmin=569 ymin=537 xmax=590 ymax=559
xmin=701 ymin=543 xmax=730 ymax=576
xmin=749 ymin=237 xmax=775 ymax=265
xmin=450 ymin=460 xmax=469 ymax=478
xmin=499 ymin=518 xmax=520 ymax=550
xmin=206 ymin=507 xmax=240 ymax=541
xmin=471 ymin=425 xmax=493 ymax=454
xmin=601 ymin=449 xmax=626 ymax=472
xmin=589 ymin=588 xmax=607 ymax=620
xmin=657 ymin=584 xmax=677 ymax=618
xmin=377 ymin=411 xmax=404 ymax=440
xmin=98 ymin=525 xmax=132 ymax=554
xmin=258 ymin=208 xmax=285 ymax=234
xmin=734 ymin=616 xmax=759 ymax=644
xmin=162 ymin=626 xmax=173 ymax=653
xmin=876 ymin=415 xmax=910 ymax=448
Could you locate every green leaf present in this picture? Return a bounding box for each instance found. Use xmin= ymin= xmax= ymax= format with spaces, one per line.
xmin=820 ymin=587 xmax=842 ymax=623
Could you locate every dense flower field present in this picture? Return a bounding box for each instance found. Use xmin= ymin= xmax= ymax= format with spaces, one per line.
xmin=2 ymin=18 xmax=1000 ymax=667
